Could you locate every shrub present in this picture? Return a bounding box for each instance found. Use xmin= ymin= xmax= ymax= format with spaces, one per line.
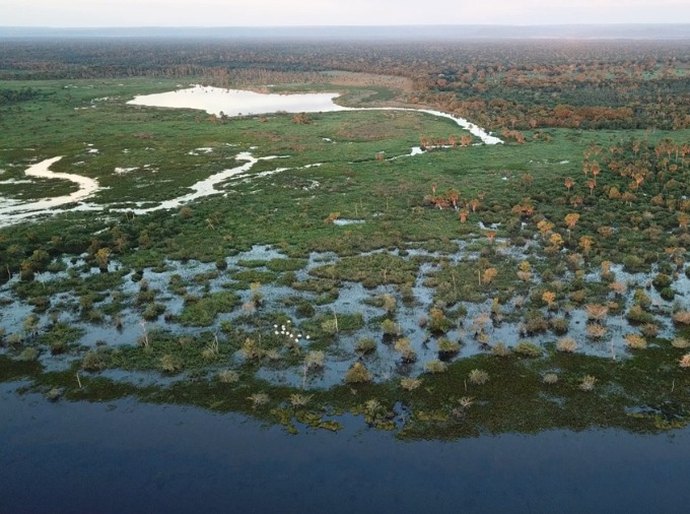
xmin=640 ymin=323 xmax=659 ymax=338
xmin=428 ymin=308 xmax=452 ymax=334
xmin=579 ymin=375 xmax=597 ymax=391
xmin=381 ymin=319 xmax=402 ymax=337
xmin=394 ymin=338 xmax=417 ymax=363
xmin=680 ymin=354 xmax=690 ymax=368
xmin=218 ymin=369 xmax=240 ymax=383
xmin=355 ymin=338 xmax=377 ymax=355
xmin=82 ymin=349 xmax=106 ymax=371
xmin=491 ymin=342 xmax=512 ymax=357
xmin=468 ymin=368 xmax=489 ymax=385
xmin=543 ymin=373 xmax=559 ymax=384
xmin=672 ymin=337 xmax=690 ymax=349
xmin=673 ymin=311 xmax=690 ymax=325
xmin=345 ymin=362 xmax=372 ymax=384
xmin=550 ymin=317 xmax=570 ymax=335
xmin=437 ymin=338 xmax=461 ymax=359
xmin=400 ymin=377 xmax=422 ymax=391
xmin=556 ymin=337 xmax=578 ymax=353
xmin=515 ymin=340 xmax=542 ymax=358
xmin=304 ymin=350 xmax=325 ymax=371
xmin=627 ymin=304 xmax=655 ymax=324
xmin=586 ymin=323 xmax=608 ymax=340
xmin=160 ymin=354 xmax=183 ymax=373
xmin=425 ymin=360 xmax=448 ymax=374
xmin=625 ymin=334 xmax=647 ymax=350
xmin=17 ymin=347 xmax=39 ymax=362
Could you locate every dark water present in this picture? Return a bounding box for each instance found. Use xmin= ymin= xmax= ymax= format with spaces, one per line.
xmin=2 ymin=382 xmax=690 ymax=514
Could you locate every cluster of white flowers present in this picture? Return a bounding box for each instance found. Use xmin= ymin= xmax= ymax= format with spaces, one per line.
xmin=273 ymin=320 xmax=310 ymax=344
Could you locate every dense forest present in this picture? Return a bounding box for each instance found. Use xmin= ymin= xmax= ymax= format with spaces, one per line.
xmin=1 ymin=38 xmax=689 ymax=130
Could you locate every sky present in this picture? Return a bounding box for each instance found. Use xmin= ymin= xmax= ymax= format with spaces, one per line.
xmin=1 ymin=0 xmax=689 ymax=27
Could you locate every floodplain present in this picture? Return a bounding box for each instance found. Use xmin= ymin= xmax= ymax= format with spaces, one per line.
xmin=2 ymin=35 xmax=690 ymax=510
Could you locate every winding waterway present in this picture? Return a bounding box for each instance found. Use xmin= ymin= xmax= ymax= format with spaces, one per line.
xmin=0 ymin=86 xmax=502 ymax=227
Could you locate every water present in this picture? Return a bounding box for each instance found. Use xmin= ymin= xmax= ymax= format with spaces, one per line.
xmin=2 ymin=382 xmax=689 ymax=514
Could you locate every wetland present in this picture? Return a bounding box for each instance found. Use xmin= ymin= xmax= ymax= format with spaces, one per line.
xmin=2 ymin=34 xmax=690 ymax=512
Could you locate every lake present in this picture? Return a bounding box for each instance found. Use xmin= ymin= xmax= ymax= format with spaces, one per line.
xmin=2 ymin=381 xmax=690 ymax=513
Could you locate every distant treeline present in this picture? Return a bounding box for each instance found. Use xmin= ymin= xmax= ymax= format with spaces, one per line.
xmin=1 ymin=38 xmax=690 ymax=130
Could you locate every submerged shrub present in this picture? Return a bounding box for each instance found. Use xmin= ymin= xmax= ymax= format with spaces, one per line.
xmin=345 ymin=362 xmax=372 ymax=384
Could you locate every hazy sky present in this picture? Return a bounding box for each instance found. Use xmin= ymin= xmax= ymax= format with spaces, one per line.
xmin=2 ymin=0 xmax=689 ymax=26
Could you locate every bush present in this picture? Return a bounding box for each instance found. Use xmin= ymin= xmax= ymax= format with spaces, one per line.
xmin=425 ymin=360 xmax=448 ymax=374
xmin=355 ymin=338 xmax=377 ymax=355
xmin=515 ymin=340 xmax=542 ymax=358
xmin=468 ymin=368 xmax=489 ymax=385
xmin=345 ymin=362 xmax=372 ymax=384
